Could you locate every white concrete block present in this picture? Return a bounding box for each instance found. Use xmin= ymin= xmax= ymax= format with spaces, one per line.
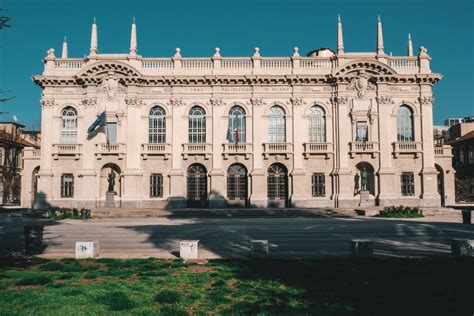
xmin=180 ymin=240 xmax=199 ymax=259
xmin=75 ymin=241 xmax=99 ymax=259
xmin=251 ymin=240 xmax=269 ymax=258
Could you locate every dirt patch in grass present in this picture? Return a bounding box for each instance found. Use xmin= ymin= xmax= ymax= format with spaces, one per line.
xmin=7 ymin=284 xmax=42 ymax=290
xmin=185 ymin=265 xmax=214 ymax=273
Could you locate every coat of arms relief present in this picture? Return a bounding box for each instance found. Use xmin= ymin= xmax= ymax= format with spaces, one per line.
xmin=347 ymin=70 xmax=376 ymax=100
xmin=98 ymin=71 xmax=126 ymax=100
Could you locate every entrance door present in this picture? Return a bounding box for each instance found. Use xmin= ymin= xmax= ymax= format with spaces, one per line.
xmin=187 ymin=164 xmax=207 ymax=207
xmin=267 ymin=163 xmax=288 ymax=207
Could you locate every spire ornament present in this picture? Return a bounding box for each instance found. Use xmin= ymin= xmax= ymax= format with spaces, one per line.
xmin=130 ymin=17 xmax=137 ymax=56
xmin=61 ymin=36 xmax=68 ymax=58
xmin=407 ymin=33 xmax=413 ymax=57
xmin=376 ymin=15 xmax=384 ymax=55
xmin=90 ymin=17 xmax=98 ymax=56
xmin=337 ymin=15 xmax=344 ymax=54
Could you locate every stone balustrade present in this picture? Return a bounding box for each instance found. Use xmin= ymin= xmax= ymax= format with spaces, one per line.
xmin=392 ymin=141 xmax=422 ymax=158
xmin=95 ymin=143 xmax=126 ymax=159
xmin=52 ymin=144 xmax=82 ymax=159
xmin=349 ymin=141 xmax=379 ymax=158
xmin=23 ymin=148 xmax=41 ymax=159
xmin=263 ymin=142 xmax=293 ymax=159
xmin=141 ymin=143 xmax=171 ymax=159
xmin=182 ymin=143 xmax=212 ymax=159
xmin=434 ymin=145 xmax=452 ymax=157
xmin=222 ymin=143 xmax=252 ymax=160
xmin=303 ymin=142 xmax=333 ymax=159
xmin=48 ymin=54 xmax=422 ymax=76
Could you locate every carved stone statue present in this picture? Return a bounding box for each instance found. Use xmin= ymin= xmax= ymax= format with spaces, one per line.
xmin=100 ymin=71 xmax=119 ymax=100
xmin=360 ymin=167 xmax=368 ymax=192
xmin=107 ymin=170 xmax=116 ymax=193
xmin=348 ymin=70 xmax=375 ymax=99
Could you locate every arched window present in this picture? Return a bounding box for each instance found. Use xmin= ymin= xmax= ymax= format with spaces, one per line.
xmin=187 ymin=163 xmax=207 ymax=207
xmin=309 ymin=106 xmax=326 ymax=142
xmin=267 ymin=163 xmax=288 ymax=201
xmin=61 ymin=107 xmax=77 ymax=144
xmin=268 ymin=106 xmax=286 ymax=142
xmin=227 ymin=164 xmax=248 ymax=200
xmin=397 ymin=106 xmax=414 ymax=142
xmin=227 ymin=106 xmax=246 ymax=143
xmin=189 ymin=106 xmax=206 ymax=143
xmin=149 ymin=106 xmax=166 ymax=143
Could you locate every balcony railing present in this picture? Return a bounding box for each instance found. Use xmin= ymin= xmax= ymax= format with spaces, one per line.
xmin=222 ymin=143 xmax=252 ymax=160
xmin=392 ymin=141 xmax=422 ymax=158
xmin=52 ymin=144 xmax=82 ymax=159
xmin=434 ymin=145 xmax=452 ymax=158
xmin=303 ymin=142 xmax=333 ymax=159
xmin=96 ymin=143 xmax=126 ymax=159
xmin=141 ymin=143 xmax=171 ymax=159
xmin=23 ymin=148 xmax=41 ymax=160
xmin=350 ymin=141 xmax=379 ymax=158
xmin=263 ymin=143 xmax=293 ymax=159
xmin=182 ymin=143 xmax=212 ymax=159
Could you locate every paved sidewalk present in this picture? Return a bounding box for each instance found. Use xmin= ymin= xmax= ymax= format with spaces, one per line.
xmin=1 ymin=211 xmax=472 ymax=259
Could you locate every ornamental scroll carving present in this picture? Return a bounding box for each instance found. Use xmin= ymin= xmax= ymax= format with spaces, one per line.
xmin=376 ymin=96 xmax=394 ymax=104
xmin=330 ymin=96 xmax=349 ymax=105
xmin=347 ymin=70 xmax=376 ymax=99
xmin=81 ymin=98 xmax=97 ymax=107
xmin=209 ymin=97 xmax=226 ymax=107
xmin=250 ymin=97 xmax=266 ymax=107
xmin=169 ymin=97 xmax=186 ymax=107
xmin=290 ymin=97 xmax=305 ymax=107
xmin=41 ymin=98 xmax=55 ymax=107
xmin=125 ymin=97 xmax=144 ymax=108
xmin=418 ymin=96 xmax=434 ymax=105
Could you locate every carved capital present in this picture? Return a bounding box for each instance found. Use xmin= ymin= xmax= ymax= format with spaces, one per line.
xmin=81 ymin=98 xmax=98 ymax=107
xmin=418 ymin=96 xmax=434 ymax=105
xmin=125 ymin=97 xmax=144 ymax=107
xmin=41 ymin=98 xmax=55 ymax=107
xmin=376 ymin=96 xmax=394 ymax=105
xmin=290 ymin=97 xmax=305 ymax=107
xmin=209 ymin=97 xmax=225 ymax=107
xmin=169 ymin=97 xmax=186 ymax=107
xmin=250 ymin=97 xmax=266 ymax=107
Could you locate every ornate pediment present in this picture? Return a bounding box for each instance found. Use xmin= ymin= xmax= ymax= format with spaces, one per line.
xmin=334 ymin=59 xmax=396 ymax=76
xmin=76 ymin=61 xmax=142 ymax=78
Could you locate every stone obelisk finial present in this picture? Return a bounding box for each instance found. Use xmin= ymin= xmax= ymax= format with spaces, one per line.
xmin=376 ymin=15 xmax=384 ymax=55
xmin=407 ymin=33 xmax=413 ymax=57
xmin=337 ymin=15 xmax=344 ymax=55
xmin=130 ymin=17 xmax=137 ymax=56
xmin=90 ymin=17 xmax=98 ymax=56
xmin=61 ymin=36 xmax=68 ymax=58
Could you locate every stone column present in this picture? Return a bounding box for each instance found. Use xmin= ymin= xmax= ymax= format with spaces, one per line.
xmin=249 ymin=97 xmax=266 ymax=207
xmin=209 ymin=100 xmax=226 ymax=208
xmin=290 ymin=97 xmax=307 ymax=206
xmin=168 ymin=99 xmax=186 ymax=208
xmin=419 ymin=92 xmax=439 ymax=206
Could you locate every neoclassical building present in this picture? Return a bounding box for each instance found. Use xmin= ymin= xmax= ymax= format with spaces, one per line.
xmin=22 ymin=17 xmax=455 ymax=209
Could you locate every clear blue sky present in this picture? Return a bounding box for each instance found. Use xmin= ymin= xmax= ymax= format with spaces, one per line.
xmin=0 ymin=0 xmax=472 ymax=129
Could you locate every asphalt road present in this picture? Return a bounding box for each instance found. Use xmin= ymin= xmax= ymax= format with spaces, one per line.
xmin=1 ymin=212 xmax=473 ymax=259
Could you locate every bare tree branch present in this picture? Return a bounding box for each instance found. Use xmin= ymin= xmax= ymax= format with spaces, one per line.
xmin=0 ymin=9 xmax=11 ymax=29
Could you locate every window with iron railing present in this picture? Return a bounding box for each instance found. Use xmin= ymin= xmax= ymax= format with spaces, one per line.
xmin=227 ymin=164 xmax=247 ymax=200
xmin=401 ymin=172 xmax=415 ymax=196
xmin=150 ymin=174 xmax=163 ymax=198
xmin=61 ymin=173 xmax=74 ymax=198
xmin=312 ymin=173 xmax=326 ymax=197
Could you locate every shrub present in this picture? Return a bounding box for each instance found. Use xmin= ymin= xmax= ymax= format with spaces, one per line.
xmin=16 ymin=276 xmax=52 ymax=286
xmin=379 ymin=205 xmax=423 ymax=218
xmin=155 ymin=290 xmax=181 ymax=304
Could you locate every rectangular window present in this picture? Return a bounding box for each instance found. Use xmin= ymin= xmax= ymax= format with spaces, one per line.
xmin=312 ymin=173 xmax=326 ymax=197
xmin=401 ymin=172 xmax=415 ymax=196
xmin=106 ymin=123 xmax=117 ymax=144
xmin=356 ymin=121 xmax=368 ymax=141
xmin=150 ymin=174 xmax=163 ymax=198
xmin=61 ymin=174 xmax=74 ymax=198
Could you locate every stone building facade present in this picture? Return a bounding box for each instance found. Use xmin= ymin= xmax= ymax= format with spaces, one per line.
xmin=23 ymin=17 xmax=455 ymax=209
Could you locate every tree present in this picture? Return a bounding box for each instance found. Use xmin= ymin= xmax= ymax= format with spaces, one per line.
xmin=0 ymin=9 xmax=13 ymax=103
xmin=0 ymin=126 xmax=25 ymax=205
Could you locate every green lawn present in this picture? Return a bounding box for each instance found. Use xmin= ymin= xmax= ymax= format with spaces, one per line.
xmin=0 ymin=257 xmax=472 ymax=315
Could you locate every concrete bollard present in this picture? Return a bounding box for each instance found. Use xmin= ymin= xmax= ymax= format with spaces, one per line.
xmin=250 ymin=240 xmax=269 ymax=258
xmin=180 ymin=240 xmax=199 ymax=259
xmin=351 ymin=239 xmax=373 ymax=257
xmin=75 ymin=241 xmax=99 ymax=259
xmin=451 ymin=239 xmax=474 ymax=257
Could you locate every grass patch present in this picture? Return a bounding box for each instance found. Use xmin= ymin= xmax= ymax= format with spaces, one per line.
xmin=0 ymin=258 xmax=472 ymax=315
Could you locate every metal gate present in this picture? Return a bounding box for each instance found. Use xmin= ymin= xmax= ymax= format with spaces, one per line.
xmin=187 ymin=164 xmax=207 ymax=207
xmin=267 ymin=163 xmax=288 ymax=204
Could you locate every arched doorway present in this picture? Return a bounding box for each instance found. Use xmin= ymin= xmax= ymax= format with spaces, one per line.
xmin=355 ymin=162 xmax=375 ymax=196
xmin=435 ymin=164 xmax=445 ymax=206
xmin=100 ymin=163 xmax=122 ymax=206
xmin=187 ymin=164 xmax=208 ymax=207
xmin=227 ymin=164 xmax=248 ymax=206
xmin=31 ymin=166 xmax=40 ymax=207
xmin=267 ymin=163 xmax=288 ymax=207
